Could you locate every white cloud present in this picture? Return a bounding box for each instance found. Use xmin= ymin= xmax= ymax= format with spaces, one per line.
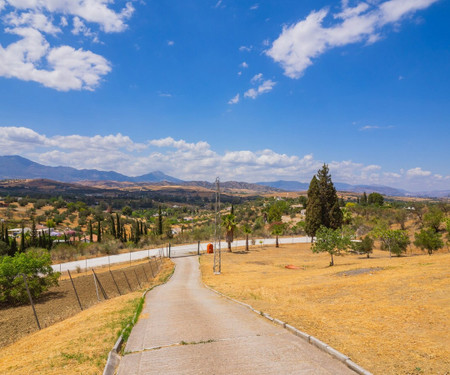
xmin=4 ymin=11 xmax=61 ymax=35
xmin=250 ymin=4 xmax=259 ymax=10
xmin=359 ymin=125 xmax=393 ymax=131
xmin=244 ymin=79 xmax=276 ymax=99
xmin=72 ymin=16 xmax=98 ymax=42
xmin=228 ymin=93 xmax=239 ymax=104
xmin=239 ymin=45 xmax=252 ymax=52
xmin=0 ymin=0 xmax=134 ymax=89
xmin=3 ymin=0 xmax=134 ymax=33
xmin=0 ymin=126 xmax=448 ymax=191
xmin=167 ymin=40 xmax=174 ymax=46
xmin=240 ymin=61 xmax=248 ymax=68
xmin=406 ymin=167 xmax=432 ymax=177
xmin=0 ymin=27 xmax=110 ymax=91
xmin=214 ymin=0 xmax=223 ymax=9
xmin=158 ymin=92 xmax=172 ymax=97
xmin=250 ymin=73 xmax=263 ymax=84
xmin=266 ymin=0 xmax=439 ymax=79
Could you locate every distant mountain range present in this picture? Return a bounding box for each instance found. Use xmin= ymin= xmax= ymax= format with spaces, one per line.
xmin=256 ymin=180 xmax=449 ymax=198
xmin=0 ymin=155 xmax=448 ymax=198
xmin=0 ymin=155 xmax=182 ymax=183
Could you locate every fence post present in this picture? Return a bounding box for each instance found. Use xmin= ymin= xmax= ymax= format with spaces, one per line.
xmin=198 ymin=241 xmax=200 ymax=255
xmin=149 ymin=258 xmax=155 ymax=278
xmin=141 ymin=265 xmax=149 ymax=282
xmin=92 ymin=269 xmax=108 ymax=300
xmin=133 ymin=269 xmax=142 ymax=289
xmin=68 ymin=270 xmax=83 ymax=311
xmin=110 ymin=270 xmax=121 ymax=296
xmin=123 ymin=271 xmax=132 ymax=291
xmin=93 ymin=271 xmax=100 ymax=301
xmin=20 ymin=274 xmax=41 ymax=330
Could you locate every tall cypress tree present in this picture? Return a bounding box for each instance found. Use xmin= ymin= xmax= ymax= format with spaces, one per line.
xmin=89 ymin=220 xmax=93 ymax=243
xmin=31 ymin=218 xmax=37 ymax=247
xmin=20 ymin=221 xmax=26 ymax=252
xmin=9 ymin=237 xmax=18 ymax=256
xmin=306 ymin=165 xmax=343 ymax=238
xmin=362 ymin=192 xmax=368 ymax=205
xmin=116 ymin=213 xmax=121 ymax=239
xmin=97 ymin=220 xmax=102 ymax=243
xmin=158 ymin=206 xmax=163 ymax=236
xmin=111 ymin=215 xmax=116 ymax=238
xmin=305 ymin=176 xmax=322 ymax=239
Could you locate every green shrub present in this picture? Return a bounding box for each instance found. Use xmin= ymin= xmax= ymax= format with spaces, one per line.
xmin=0 ymin=249 xmax=59 ymax=304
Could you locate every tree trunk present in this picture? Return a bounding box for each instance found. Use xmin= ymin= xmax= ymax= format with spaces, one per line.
xmin=228 ymin=241 xmax=232 ymax=252
xmin=367 ymin=252 xmax=370 ymax=258
xmin=330 ymin=253 xmax=334 ymax=266
xmin=276 ymin=235 xmax=279 ymax=248
xmin=245 ymin=234 xmax=249 ymax=251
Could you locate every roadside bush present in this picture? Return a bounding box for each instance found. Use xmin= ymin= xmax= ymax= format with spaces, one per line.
xmin=0 ymin=249 xmax=59 ymax=304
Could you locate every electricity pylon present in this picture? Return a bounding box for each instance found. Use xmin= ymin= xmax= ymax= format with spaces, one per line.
xmin=213 ymin=177 xmax=221 ymax=274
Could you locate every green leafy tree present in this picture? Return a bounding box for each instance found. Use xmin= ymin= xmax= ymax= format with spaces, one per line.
xmin=353 ymin=235 xmax=374 ymax=258
xmin=368 ymin=192 xmax=384 ymax=206
xmin=0 ymin=249 xmax=60 ymax=304
xmin=312 ymin=226 xmax=351 ymax=266
xmin=122 ymin=206 xmax=133 ymax=217
xmin=414 ymin=228 xmax=444 ymax=255
xmin=423 ymin=206 xmax=444 ymax=232
xmin=374 ymin=228 xmax=410 ymax=257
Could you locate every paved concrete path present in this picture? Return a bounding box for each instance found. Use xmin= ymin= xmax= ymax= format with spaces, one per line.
xmin=117 ymin=256 xmax=354 ymax=375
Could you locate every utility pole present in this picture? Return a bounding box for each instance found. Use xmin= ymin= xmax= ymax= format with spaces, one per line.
xmin=213 ymin=177 xmax=222 ymax=274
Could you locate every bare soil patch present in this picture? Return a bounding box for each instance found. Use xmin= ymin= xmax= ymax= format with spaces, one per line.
xmin=335 ymin=267 xmax=383 ymax=277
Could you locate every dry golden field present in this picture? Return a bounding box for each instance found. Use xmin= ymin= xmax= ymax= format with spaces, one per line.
xmin=0 ymin=260 xmax=174 ymax=375
xmin=200 ymin=244 xmax=450 ymax=375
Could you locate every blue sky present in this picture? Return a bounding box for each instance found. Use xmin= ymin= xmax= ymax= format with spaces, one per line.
xmin=0 ymin=0 xmax=449 ymax=191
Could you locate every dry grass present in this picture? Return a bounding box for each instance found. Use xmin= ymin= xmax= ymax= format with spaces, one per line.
xmin=200 ymin=244 xmax=450 ymax=375
xmin=0 ymin=259 xmax=174 ymax=375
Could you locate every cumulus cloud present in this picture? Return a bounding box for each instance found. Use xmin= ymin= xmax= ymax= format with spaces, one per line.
xmin=244 ymin=79 xmax=276 ymax=99
xmin=228 ymin=93 xmax=240 ymax=104
xmin=0 ymin=0 xmax=134 ymax=89
xmin=239 ymin=45 xmax=252 ymax=52
xmin=406 ymin=167 xmax=432 ymax=177
xmin=266 ymin=0 xmax=439 ymax=78
xmin=1 ymin=126 xmax=447 ymax=191
xmin=240 ymin=61 xmax=248 ymax=68
xmin=250 ymin=73 xmax=263 ymax=84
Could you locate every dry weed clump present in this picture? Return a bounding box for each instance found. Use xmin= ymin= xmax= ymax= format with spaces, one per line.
xmin=200 ymin=244 xmax=450 ymax=375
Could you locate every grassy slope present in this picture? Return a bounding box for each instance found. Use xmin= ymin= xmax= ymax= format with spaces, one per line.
xmin=0 ymin=260 xmax=174 ymax=375
xmin=200 ymin=244 xmax=450 ymax=375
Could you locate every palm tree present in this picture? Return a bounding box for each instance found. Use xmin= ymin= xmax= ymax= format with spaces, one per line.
xmin=222 ymin=213 xmax=237 ymax=252
xmin=242 ymin=223 xmax=252 ymax=251
xmin=271 ymin=222 xmax=285 ymax=248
